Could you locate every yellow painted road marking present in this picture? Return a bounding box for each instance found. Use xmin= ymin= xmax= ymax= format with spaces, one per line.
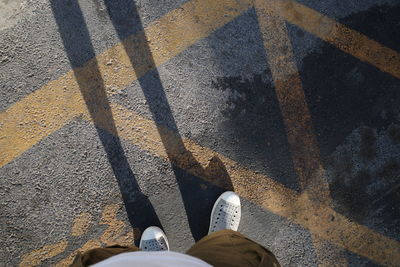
xmin=82 ymin=102 xmax=400 ymax=266
xmin=254 ymin=0 xmax=347 ymax=265
xmin=54 ymin=204 xmax=134 ymax=267
xmin=99 ymin=204 xmax=130 ymax=246
xmin=0 ymin=73 xmax=84 ymax=167
xmin=0 ymin=0 xmax=399 ymax=265
xmin=71 ymin=212 xmax=92 ymax=237
xmin=272 ymin=0 xmax=400 ymax=79
xmin=19 ymin=240 xmax=68 ymax=267
xmin=254 ymin=0 xmax=329 ymax=193
xmin=20 ymin=204 xmax=134 ymax=267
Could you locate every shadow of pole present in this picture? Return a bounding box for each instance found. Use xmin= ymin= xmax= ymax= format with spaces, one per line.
xmin=104 ymin=0 xmax=234 ymax=240
xmin=49 ymin=0 xmax=161 ymax=243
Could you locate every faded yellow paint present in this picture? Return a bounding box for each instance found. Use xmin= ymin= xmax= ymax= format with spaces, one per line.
xmin=253 ymin=0 xmax=347 ymax=265
xmin=71 ymin=212 xmax=92 ymax=237
xmin=19 ymin=204 xmax=134 ymax=266
xmin=52 ymin=204 xmax=134 ymax=266
xmin=100 ymin=204 xmax=121 ymax=224
xmin=0 ymin=73 xmax=84 ymax=167
xmin=114 ymin=231 xmax=135 ymax=246
xmin=19 ymin=240 xmax=68 ymax=267
xmin=272 ymin=0 xmax=400 ymax=79
xmin=96 ymin=0 xmax=254 ymax=89
xmin=254 ymin=0 xmax=327 ymax=192
xmin=99 ymin=204 xmax=134 ymax=246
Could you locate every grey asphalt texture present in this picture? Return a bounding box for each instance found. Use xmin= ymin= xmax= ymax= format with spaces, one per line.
xmin=1 ymin=0 xmax=400 ymax=266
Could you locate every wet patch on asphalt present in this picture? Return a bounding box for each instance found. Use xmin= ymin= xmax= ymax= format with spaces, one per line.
xmin=326 ymin=125 xmax=400 ymax=241
xmin=211 ymin=71 xmax=300 ymax=192
xmin=291 ymin=3 xmax=400 ymax=159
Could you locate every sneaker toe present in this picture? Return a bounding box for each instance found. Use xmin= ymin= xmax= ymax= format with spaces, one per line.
xmin=141 ymin=226 xmax=165 ymax=241
xmin=220 ymin=191 xmax=240 ymax=206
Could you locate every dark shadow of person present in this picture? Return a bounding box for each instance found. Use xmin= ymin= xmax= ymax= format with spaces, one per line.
xmin=175 ymin=156 xmax=235 ymax=239
xmin=50 ymin=0 xmax=161 ymax=245
xmin=104 ymin=0 xmax=235 ymax=241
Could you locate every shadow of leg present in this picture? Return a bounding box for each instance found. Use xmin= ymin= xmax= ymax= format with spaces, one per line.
xmin=49 ymin=0 xmax=161 ymax=243
xmin=174 ymin=156 xmax=235 ymax=240
xmin=104 ymin=0 xmax=235 ymax=241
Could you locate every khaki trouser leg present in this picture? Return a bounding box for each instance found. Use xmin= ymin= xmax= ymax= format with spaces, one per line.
xmin=187 ymin=230 xmax=280 ymax=267
xmin=71 ymin=230 xmax=280 ymax=267
xmin=70 ymin=245 xmax=140 ymax=267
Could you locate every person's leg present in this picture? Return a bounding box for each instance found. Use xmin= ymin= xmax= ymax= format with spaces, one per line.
xmin=187 ymin=230 xmax=280 ymax=267
xmin=187 ymin=191 xmax=280 ymax=267
xmin=71 ymin=226 xmax=169 ymax=266
xmin=70 ymin=245 xmax=139 ymax=267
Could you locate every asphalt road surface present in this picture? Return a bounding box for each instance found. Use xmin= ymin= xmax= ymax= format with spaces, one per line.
xmin=1 ymin=0 xmax=400 ymax=266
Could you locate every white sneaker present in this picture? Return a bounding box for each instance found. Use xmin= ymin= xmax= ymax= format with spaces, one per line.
xmin=208 ymin=191 xmax=241 ymax=234
xmin=139 ymin=226 xmax=170 ymax=251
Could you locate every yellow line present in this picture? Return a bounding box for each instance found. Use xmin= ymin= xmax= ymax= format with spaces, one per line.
xmin=272 ymin=0 xmax=400 ymax=79
xmin=19 ymin=204 xmax=134 ymax=267
xmin=0 ymin=0 xmax=253 ymax=167
xmin=85 ymin=102 xmax=400 ymax=266
xmin=254 ymin=0 xmax=327 ymax=193
xmin=71 ymin=212 xmax=92 ymax=237
xmin=253 ymin=0 xmax=347 ymax=265
xmin=0 ymin=73 xmax=84 ymax=167
xmin=19 ymin=240 xmax=68 ymax=267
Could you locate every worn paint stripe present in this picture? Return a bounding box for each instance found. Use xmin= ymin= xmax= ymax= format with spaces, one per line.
xmin=253 ymin=0 xmax=348 ymax=265
xmin=19 ymin=240 xmax=68 ymax=267
xmin=272 ymin=0 xmax=400 ymax=79
xmin=0 ymin=73 xmax=84 ymax=167
xmin=71 ymin=212 xmax=92 ymax=237
xmin=0 ymin=0 xmax=253 ymax=167
xmin=20 ymin=203 xmax=135 ymax=267
xmin=83 ymin=102 xmax=400 ymax=266
xmin=254 ymin=0 xmax=328 ymax=193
